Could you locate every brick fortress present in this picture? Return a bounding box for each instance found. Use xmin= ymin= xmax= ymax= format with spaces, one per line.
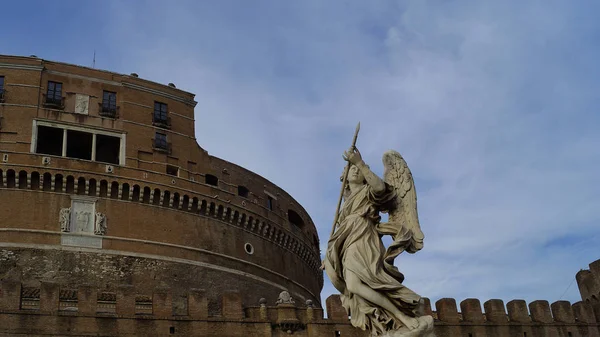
xmin=0 ymin=55 xmax=598 ymax=336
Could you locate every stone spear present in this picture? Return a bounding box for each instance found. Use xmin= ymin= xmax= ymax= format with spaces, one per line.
xmin=330 ymin=122 xmax=360 ymax=238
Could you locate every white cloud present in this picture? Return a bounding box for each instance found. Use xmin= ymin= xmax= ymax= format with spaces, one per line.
xmin=100 ymin=0 xmax=600 ymax=308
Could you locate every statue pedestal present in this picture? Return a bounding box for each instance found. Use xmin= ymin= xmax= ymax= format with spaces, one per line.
xmin=379 ymin=316 xmax=435 ymax=337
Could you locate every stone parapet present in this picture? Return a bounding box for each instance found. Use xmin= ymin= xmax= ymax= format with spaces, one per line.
xmin=0 ymin=283 xmax=599 ymax=336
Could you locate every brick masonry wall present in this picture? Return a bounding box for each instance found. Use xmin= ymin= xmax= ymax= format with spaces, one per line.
xmin=0 ymin=281 xmax=599 ymax=337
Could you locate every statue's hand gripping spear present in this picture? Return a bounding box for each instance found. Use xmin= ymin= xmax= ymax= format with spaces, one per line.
xmin=320 ymin=122 xmax=360 ymax=271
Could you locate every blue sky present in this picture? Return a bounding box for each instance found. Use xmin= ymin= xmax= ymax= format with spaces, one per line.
xmin=3 ymin=0 xmax=599 ymax=309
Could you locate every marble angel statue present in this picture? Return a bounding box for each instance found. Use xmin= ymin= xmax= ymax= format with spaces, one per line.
xmin=322 ymin=146 xmax=434 ymax=337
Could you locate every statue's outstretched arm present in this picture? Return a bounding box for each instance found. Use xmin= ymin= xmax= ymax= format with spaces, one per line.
xmin=343 ymin=147 xmax=386 ymax=193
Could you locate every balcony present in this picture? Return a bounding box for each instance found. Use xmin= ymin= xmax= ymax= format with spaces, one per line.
xmin=98 ymin=103 xmax=119 ymax=118
xmin=152 ymin=138 xmax=172 ymax=155
xmin=152 ymin=116 xmax=171 ymax=129
xmin=43 ymin=95 xmax=65 ymax=110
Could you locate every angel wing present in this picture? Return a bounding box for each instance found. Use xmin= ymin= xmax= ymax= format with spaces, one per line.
xmin=377 ymin=150 xmax=424 ymax=259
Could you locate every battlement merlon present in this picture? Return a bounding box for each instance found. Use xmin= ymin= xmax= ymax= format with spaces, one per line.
xmin=1 ymin=282 xmax=600 ymax=337
xmin=430 ymin=297 xmax=598 ymax=325
xmin=576 ymin=259 xmax=600 ymax=323
xmin=3 ymin=280 xmax=596 ymax=325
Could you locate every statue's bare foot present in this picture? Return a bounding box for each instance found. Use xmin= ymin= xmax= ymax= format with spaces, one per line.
xmin=395 ymin=312 xmax=419 ymax=330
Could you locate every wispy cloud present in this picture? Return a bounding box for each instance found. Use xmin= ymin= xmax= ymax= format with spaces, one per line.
xmin=3 ymin=0 xmax=599 ymax=307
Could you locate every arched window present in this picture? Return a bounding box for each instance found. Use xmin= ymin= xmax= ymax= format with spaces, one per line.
xmin=66 ymin=176 xmax=75 ymax=193
xmin=132 ymin=185 xmax=141 ymax=202
xmin=30 ymin=172 xmax=40 ymax=190
xmin=191 ymin=197 xmax=199 ymax=212
xmin=88 ymin=179 xmax=97 ymax=196
xmin=153 ymin=189 xmax=161 ymax=205
xmin=77 ymin=177 xmax=86 ymax=195
xmin=42 ymin=173 xmax=52 ymax=191
xmin=6 ymin=170 xmax=15 ymax=188
xmin=99 ymin=180 xmax=108 ymax=197
xmin=142 ymin=187 xmax=151 ymax=203
xmin=162 ymin=191 xmax=170 ymax=207
xmin=54 ymin=174 xmax=63 ymax=192
xmin=110 ymin=182 xmax=119 ymax=199
xmin=182 ymin=195 xmax=190 ymax=211
xmin=173 ymin=193 xmax=180 ymax=209
xmin=121 ymin=183 xmax=130 ymax=200
xmin=18 ymin=171 xmax=27 ymax=189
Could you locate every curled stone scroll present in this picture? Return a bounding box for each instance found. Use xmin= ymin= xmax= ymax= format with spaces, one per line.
xmin=59 ymin=208 xmax=71 ymax=232
xmin=276 ymin=291 xmax=295 ymax=305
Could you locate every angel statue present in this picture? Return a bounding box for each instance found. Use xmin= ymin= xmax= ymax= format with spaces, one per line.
xmin=322 ymin=145 xmax=435 ymax=337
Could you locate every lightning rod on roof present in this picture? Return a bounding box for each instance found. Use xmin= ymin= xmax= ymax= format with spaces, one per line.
xmin=92 ymin=50 xmax=96 ymax=68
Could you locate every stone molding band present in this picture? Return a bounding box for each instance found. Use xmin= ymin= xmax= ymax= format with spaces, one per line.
xmin=0 ymin=164 xmax=322 ymax=282
xmin=0 ymin=156 xmax=309 ymax=231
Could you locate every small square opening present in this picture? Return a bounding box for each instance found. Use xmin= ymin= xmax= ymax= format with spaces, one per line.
xmin=166 ymin=165 xmax=179 ymax=176
xmin=238 ymin=186 xmax=249 ymax=198
xmin=205 ymin=174 xmax=218 ymax=186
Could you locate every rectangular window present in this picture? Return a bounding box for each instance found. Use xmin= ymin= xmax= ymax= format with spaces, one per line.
xmin=153 ymin=101 xmax=168 ymax=124
xmin=33 ymin=122 xmax=123 ymax=165
xmin=0 ymin=76 xmax=4 ymax=98
xmin=66 ymin=130 xmax=93 ymax=160
xmin=267 ymin=196 xmax=274 ymax=210
xmin=36 ymin=126 xmax=64 ymax=156
xmin=46 ymin=81 xmax=62 ymax=105
xmin=96 ymin=134 xmax=121 ymax=164
xmin=154 ymin=132 xmax=168 ymax=150
xmin=101 ymin=90 xmax=117 ymax=116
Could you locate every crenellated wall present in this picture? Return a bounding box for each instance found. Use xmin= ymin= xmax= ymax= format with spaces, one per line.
xmin=1 ymin=280 xmax=598 ymax=337
xmin=431 ymin=297 xmax=598 ymax=337
xmin=577 ymin=259 xmax=600 ymax=323
xmin=0 ymin=281 xmax=362 ymax=337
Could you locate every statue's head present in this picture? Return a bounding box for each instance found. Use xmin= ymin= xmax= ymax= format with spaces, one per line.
xmin=347 ymin=164 xmax=366 ymax=184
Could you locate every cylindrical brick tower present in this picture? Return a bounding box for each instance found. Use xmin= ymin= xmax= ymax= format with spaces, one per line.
xmin=0 ymin=55 xmax=322 ymax=314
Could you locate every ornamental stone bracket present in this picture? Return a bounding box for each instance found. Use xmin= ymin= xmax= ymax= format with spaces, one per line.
xmin=59 ymin=196 xmax=106 ymax=249
xmin=276 ymin=291 xmax=295 ymax=305
xmin=275 ymin=291 xmax=304 ymax=334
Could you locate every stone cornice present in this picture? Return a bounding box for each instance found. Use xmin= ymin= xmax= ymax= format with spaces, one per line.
xmin=0 ymin=63 xmax=43 ymax=71
xmin=123 ymin=82 xmax=197 ymax=107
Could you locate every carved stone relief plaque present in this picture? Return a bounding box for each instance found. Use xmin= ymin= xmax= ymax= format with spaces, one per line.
xmin=70 ymin=197 xmax=96 ymax=234
xmin=60 ymin=196 xmax=105 ymax=248
xmin=75 ymin=94 xmax=90 ymax=115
